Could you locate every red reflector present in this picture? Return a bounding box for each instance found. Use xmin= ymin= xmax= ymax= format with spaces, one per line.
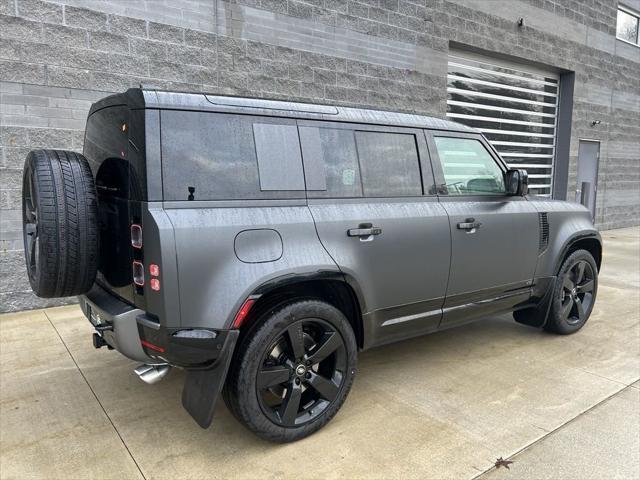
xmin=232 ymin=298 xmax=257 ymax=328
xmin=132 ymin=261 xmax=144 ymax=286
xmin=150 ymin=278 xmax=160 ymax=291
xmin=149 ymin=264 xmax=160 ymax=277
xmin=141 ymin=339 xmax=165 ymax=353
xmin=131 ymin=224 xmax=143 ymax=249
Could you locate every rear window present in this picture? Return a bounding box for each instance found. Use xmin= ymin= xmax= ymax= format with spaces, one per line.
xmin=161 ymin=111 xmax=305 ymax=201
xmin=84 ymin=105 xmax=132 ymax=198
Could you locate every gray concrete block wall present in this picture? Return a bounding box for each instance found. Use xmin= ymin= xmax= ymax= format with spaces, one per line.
xmin=0 ymin=0 xmax=638 ymax=312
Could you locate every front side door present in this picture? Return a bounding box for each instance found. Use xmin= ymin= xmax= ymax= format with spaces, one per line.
xmin=575 ymin=140 xmax=600 ymax=220
xmin=299 ymin=120 xmax=451 ymax=348
xmin=427 ymin=132 xmax=539 ymax=329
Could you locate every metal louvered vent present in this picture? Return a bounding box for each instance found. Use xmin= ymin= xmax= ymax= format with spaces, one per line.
xmin=538 ymin=212 xmax=550 ymax=252
xmin=446 ymin=52 xmax=559 ymax=197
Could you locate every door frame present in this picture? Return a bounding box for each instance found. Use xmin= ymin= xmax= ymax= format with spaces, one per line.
xmin=423 ymin=129 xmax=538 ymax=328
xmin=576 ymin=139 xmax=601 ymax=221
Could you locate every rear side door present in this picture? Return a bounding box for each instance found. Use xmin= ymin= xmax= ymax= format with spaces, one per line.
xmin=426 ymin=131 xmax=539 ymax=329
xmin=299 ymin=121 xmax=451 ymax=348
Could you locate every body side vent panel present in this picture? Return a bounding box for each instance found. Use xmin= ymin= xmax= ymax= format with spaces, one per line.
xmin=538 ymin=212 xmax=550 ymax=253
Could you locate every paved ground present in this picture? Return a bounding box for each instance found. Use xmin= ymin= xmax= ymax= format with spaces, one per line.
xmin=1 ymin=227 xmax=638 ymax=480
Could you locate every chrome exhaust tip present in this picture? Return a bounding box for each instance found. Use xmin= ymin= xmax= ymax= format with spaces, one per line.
xmin=134 ymin=363 xmax=171 ymax=384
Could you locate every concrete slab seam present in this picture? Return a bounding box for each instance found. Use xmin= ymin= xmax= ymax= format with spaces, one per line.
xmin=470 ymin=381 xmax=640 ymax=480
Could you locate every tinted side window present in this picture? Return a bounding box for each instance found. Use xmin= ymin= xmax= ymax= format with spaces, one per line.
xmin=434 ymin=137 xmax=506 ymax=195
xmin=299 ymin=126 xmax=363 ymax=198
xmin=355 ymin=131 xmax=422 ymax=197
xmin=161 ymin=111 xmax=304 ymax=201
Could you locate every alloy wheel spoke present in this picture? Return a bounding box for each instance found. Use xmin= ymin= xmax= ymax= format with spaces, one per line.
xmin=257 ymin=366 xmax=290 ymax=389
xmin=279 ymin=382 xmax=302 ymax=425
xmin=574 ymin=262 xmax=586 ymax=284
xmin=561 ymin=297 xmax=573 ymax=320
xmin=563 ymin=277 xmax=574 ymax=292
xmin=30 ymin=237 xmax=37 ymax=267
xmin=577 ymin=279 xmax=594 ymax=293
xmin=306 ymin=332 xmax=341 ymax=365
xmin=25 ymin=201 xmax=33 ymax=221
xmin=575 ymin=297 xmax=585 ymax=319
xmin=286 ymin=322 xmax=305 ymax=360
xmin=306 ymin=371 xmax=339 ymax=401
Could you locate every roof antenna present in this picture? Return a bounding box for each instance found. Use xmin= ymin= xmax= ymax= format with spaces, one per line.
xmin=188 ymin=186 xmax=195 ymax=201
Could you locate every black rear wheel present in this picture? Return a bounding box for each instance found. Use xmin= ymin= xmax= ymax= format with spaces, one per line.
xmin=224 ymin=299 xmax=357 ymax=442
xmin=545 ymin=249 xmax=598 ymax=334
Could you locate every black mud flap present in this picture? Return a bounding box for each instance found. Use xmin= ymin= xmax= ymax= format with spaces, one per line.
xmin=514 ymin=277 xmax=557 ymax=328
xmin=181 ymin=330 xmax=239 ymax=428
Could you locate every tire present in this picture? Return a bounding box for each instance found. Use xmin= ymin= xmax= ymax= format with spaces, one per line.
xmin=22 ymin=150 xmax=99 ymax=298
xmin=223 ymin=299 xmax=357 ymax=442
xmin=545 ymin=249 xmax=598 ymax=334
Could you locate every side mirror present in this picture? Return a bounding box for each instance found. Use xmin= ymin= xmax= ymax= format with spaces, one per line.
xmin=506 ymin=169 xmax=528 ymax=196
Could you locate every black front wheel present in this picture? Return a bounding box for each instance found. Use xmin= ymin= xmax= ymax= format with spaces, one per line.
xmin=223 ymin=299 xmax=357 ymax=442
xmin=545 ymin=249 xmax=598 ymax=334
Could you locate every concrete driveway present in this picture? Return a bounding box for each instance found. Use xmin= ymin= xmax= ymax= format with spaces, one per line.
xmin=1 ymin=227 xmax=638 ymax=480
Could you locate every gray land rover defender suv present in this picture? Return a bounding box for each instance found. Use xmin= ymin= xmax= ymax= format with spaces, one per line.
xmin=21 ymin=88 xmax=601 ymax=442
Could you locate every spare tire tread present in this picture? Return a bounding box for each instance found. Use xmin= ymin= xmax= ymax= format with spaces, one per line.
xmin=23 ymin=149 xmax=98 ymax=298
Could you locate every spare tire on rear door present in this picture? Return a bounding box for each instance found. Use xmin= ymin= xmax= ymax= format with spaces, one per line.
xmin=22 ymin=150 xmax=99 ymax=298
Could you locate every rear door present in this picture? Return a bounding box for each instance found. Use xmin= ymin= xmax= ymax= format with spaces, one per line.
xmin=426 ymin=131 xmax=539 ymax=329
xmin=299 ymin=121 xmax=451 ymax=348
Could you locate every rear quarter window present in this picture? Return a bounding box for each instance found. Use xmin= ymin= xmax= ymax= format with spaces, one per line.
xmin=160 ymin=111 xmax=305 ymax=201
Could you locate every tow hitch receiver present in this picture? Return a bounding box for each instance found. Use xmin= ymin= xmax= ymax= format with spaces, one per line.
xmin=92 ymin=333 xmax=108 ymax=349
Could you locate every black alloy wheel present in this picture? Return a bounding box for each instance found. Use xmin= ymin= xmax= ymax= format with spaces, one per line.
xmin=559 ymin=259 xmax=595 ymax=325
xmin=223 ymin=299 xmax=357 ymax=442
xmin=23 ymin=165 xmax=39 ymax=280
xmin=546 ymin=249 xmax=598 ymax=334
xmin=257 ymin=318 xmax=347 ymax=427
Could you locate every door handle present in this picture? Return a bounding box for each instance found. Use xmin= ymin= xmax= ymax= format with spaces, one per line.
xmin=457 ymin=218 xmax=482 ymax=232
xmin=347 ymin=226 xmax=382 ymax=237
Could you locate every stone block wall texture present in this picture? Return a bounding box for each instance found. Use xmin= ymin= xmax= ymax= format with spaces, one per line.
xmin=1 ymin=0 xmax=639 ymax=312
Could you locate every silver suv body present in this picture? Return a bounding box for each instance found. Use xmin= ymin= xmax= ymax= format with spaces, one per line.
xmin=34 ymin=89 xmax=600 ymax=441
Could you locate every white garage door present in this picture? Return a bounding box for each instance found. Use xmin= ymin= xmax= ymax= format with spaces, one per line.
xmin=446 ymin=52 xmax=559 ymax=196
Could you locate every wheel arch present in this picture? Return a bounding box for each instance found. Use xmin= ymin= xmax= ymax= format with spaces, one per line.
xmin=555 ymin=232 xmax=602 ymax=274
xmin=236 ymin=272 xmax=365 ymax=350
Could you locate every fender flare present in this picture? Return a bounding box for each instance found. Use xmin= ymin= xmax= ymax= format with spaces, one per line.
xmin=553 ymin=231 xmax=602 ymax=275
xmin=249 ymin=270 xmax=366 ymax=313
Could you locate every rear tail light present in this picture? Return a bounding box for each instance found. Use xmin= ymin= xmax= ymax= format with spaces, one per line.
xmin=149 ymin=264 xmax=160 ymax=277
xmin=132 ymin=261 xmax=144 ymax=286
xmin=131 ymin=224 xmax=142 ymax=249
xmin=150 ymin=278 xmax=160 ymax=291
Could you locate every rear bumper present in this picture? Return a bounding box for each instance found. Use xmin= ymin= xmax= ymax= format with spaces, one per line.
xmin=79 ymin=285 xmax=154 ymax=363
xmin=79 ymin=283 xmax=239 ymax=429
xmin=79 ymin=283 xmax=237 ymax=369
